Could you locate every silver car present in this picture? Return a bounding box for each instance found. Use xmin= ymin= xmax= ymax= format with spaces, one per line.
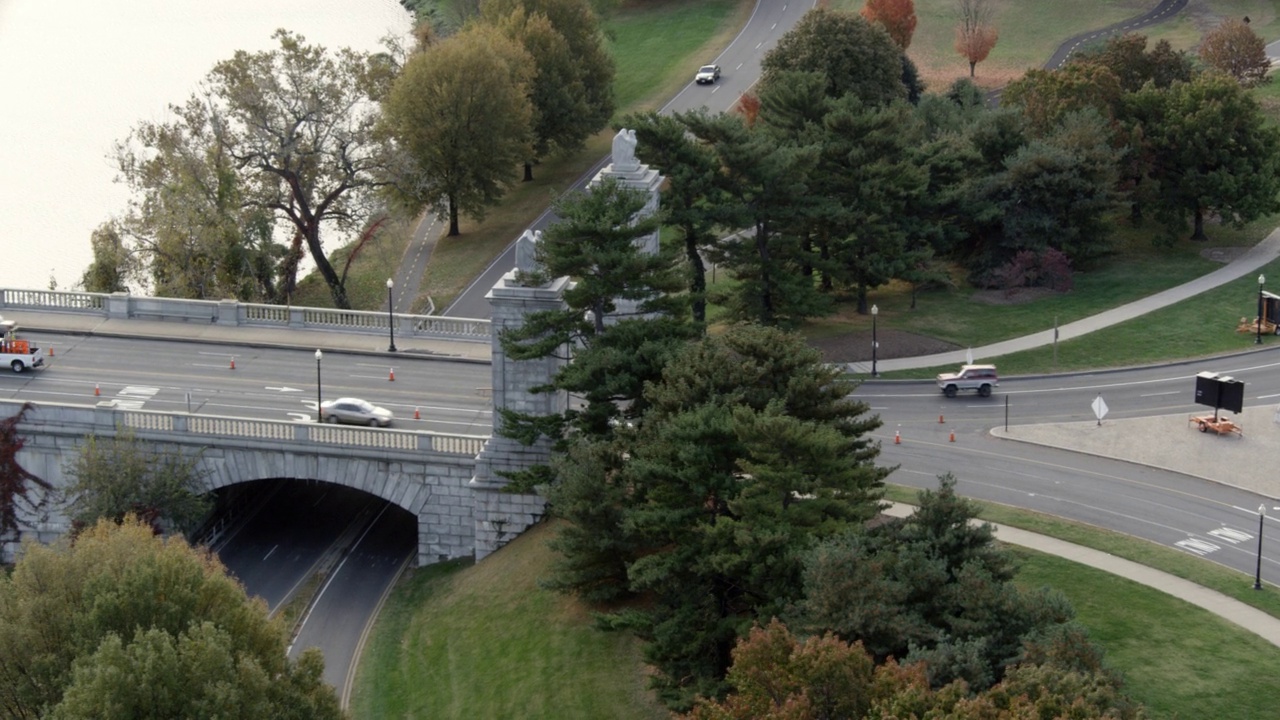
xmin=320 ymin=397 xmax=394 ymax=427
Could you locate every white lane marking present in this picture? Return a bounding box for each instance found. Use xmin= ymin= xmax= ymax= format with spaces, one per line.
xmin=265 ymin=386 xmax=302 ymax=393
xmin=1175 ymin=538 xmax=1221 ymax=556
xmin=1207 ymin=528 xmax=1253 ymax=544
xmin=288 ymin=504 xmax=392 ymax=655
xmin=1140 ymin=391 xmax=1181 ymax=397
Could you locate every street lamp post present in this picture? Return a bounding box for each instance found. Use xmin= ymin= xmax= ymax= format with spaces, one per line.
xmin=387 ymin=278 xmax=397 ymax=353
xmin=1258 ymin=275 xmax=1267 ymax=345
xmin=871 ymin=304 xmax=879 ymax=378
xmin=1255 ymin=504 xmax=1267 ymax=590
xmin=315 ymin=349 xmax=323 ymax=423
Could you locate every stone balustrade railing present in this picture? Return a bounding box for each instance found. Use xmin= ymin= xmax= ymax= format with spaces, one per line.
xmin=5 ymin=399 xmax=489 ymax=457
xmin=0 ymin=288 xmax=491 ymax=343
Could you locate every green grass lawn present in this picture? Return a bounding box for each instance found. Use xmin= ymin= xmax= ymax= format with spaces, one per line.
xmin=1011 ymin=550 xmax=1280 ymax=720
xmin=349 ymin=522 xmax=668 ymax=720
xmin=350 ymin=501 xmax=1280 ymax=720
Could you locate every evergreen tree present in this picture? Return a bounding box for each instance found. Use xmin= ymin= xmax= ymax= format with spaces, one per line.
xmin=977 ymin=109 xmax=1123 ymax=266
xmin=625 ymin=111 xmax=726 ymax=324
xmin=499 ymin=176 xmax=695 ymax=486
xmin=761 ymin=7 xmax=907 ymax=105
xmin=817 ymin=98 xmax=930 ymax=312
xmin=569 ymin=325 xmax=889 ymax=708
xmin=679 ymin=110 xmax=826 ymax=327
xmin=1070 ymin=33 xmax=1192 ymax=93
xmin=796 ymin=474 xmax=1079 ymax=691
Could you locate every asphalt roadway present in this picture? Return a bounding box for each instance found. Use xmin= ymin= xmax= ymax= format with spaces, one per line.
xmin=16 ymin=263 xmax=1280 ymax=652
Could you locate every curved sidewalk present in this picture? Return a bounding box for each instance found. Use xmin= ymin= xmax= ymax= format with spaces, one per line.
xmin=885 ymin=502 xmax=1280 ymax=649
xmin=848 ymin=227 xmax=1280 ymax=375
xmin=870 ymin=227 xmax=1280 ymax=650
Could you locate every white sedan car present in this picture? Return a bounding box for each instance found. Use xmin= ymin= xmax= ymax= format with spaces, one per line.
xmin=319 ymin=397 xmax=394 ymax=427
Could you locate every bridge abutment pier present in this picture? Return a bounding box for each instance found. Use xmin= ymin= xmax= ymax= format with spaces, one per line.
xmin=468 ymin=272 xmax=570 ymax=561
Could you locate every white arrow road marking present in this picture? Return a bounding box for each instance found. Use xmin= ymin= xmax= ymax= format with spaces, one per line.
xmin=265 ymin=386 xmax=302 ymax=393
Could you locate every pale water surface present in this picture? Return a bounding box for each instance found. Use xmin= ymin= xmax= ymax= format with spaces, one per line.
xmin=0 ymin=0 xmax=412 ymax=291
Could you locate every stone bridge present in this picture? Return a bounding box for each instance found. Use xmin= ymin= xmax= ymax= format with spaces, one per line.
xmin=1 ymin=399 xmax=546 ymax=566
xmin=1 ymin=129 xmax=662 ymax=566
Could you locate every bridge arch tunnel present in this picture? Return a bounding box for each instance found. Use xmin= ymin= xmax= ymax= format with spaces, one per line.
xmin=201 ymin=478 xmax=419 ymax=589
xmin=192 ymin=444 xmax=479 ymax=567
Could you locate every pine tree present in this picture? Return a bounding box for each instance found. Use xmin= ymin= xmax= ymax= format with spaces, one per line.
xmin=585 ymin=325 xmax=888 ymax=709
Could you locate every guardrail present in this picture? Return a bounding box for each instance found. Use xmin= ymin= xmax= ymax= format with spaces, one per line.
xmin=5 ymin=399 xmax=489 ymax=457
xmin=0 ymin=289 xmax=491 ymax=343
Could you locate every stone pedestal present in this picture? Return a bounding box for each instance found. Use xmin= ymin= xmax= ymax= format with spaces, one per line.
xmin=468 ymin=271 xmax=571 ymax=559
xmin=590 ymin=137 xmax=664 ymax=322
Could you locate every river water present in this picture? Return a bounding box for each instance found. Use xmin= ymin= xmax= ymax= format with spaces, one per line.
xmin=0 ymin=0 xmax=412 ymax=291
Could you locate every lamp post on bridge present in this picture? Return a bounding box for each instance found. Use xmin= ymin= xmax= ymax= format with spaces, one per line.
xmin=871 ymin=304 xmax=879 ymax=378
xmin=315 ymin=349 xmax=323 ymax=423
xmin=387 ymin=278 xmax=398 ymax=353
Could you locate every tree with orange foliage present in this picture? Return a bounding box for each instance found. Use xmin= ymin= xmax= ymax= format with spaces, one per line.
xmin=861 ymin=0 xmax=917 ymax=50
xmin=1199 ymin=18 xmax=1270 ymax=87
xmin=683 ymin=619 xmax=1148 ymax=720
xmin=954 ymin=0 xmax=998 ymax=78
xmin=735 ymin=92 xmax=761 ymax=127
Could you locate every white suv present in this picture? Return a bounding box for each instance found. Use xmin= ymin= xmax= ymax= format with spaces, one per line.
xmin=936 ymin=364 xmax=998 ymax=398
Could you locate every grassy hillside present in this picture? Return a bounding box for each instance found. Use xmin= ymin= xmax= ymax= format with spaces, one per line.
xmin=351 ymin=504 xmax=1280 ymax=720
xmin=349 ymin=521 xmax=668 ymax=720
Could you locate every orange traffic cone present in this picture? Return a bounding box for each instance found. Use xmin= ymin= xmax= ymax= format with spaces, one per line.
xmin=949 ymin=431 xmax=956 ymax=443
xmin=94 ymin=383 xmax=100 ymax=396
xmin=48 ymin=345 xmax=53 ymax=357
xmin=938 ymin=414 xmax=944 ymax=424
xmin=894 ymin=430 xmax=901 ymax=445
xmin=389 ymin=367 xmax=395 ymax=382
xmin=414 ymin=406 xmax=421 ymax=420
xmin=229 ymin=357 xmax=236 ymax=370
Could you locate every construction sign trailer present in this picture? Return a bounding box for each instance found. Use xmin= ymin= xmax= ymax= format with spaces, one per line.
xmin=1237 ymin=290 xmax=1280 ymax=335
xmin=1189 ymin=371 xmax=1244 ymax=437
xmin=0 ymin=317 xmax=44 ymax=372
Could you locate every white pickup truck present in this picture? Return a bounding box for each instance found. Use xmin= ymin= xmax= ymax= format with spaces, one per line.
xmin=0 ymin=317 xmax=44 ymax=372
xmin=936 ymin=364 xmax=998 ymax=398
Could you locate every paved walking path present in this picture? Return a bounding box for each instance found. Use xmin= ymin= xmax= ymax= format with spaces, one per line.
xmin=884 ymin=502 xmax=1280 ymax=649
xmin=846 ymin=227 xmax=1280 ymax=375
xmin=865 ymin=226 xmax=1280 ymax=651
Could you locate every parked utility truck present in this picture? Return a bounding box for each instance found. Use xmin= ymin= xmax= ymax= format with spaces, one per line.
xmin=0 ymin=317 xmax=44 ymax=372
